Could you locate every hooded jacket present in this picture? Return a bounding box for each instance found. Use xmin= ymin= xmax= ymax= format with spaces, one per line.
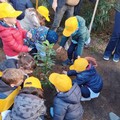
xmin=5 ymin=93 xmax=46 ymax=120
xmin=60 ymin=16 xmax=90 ymax=56
xmin=0 ymin=78 xmax=16 ymax=97
xmin=0 ymin=21 xmax=29 ymax=57
xmin=53 ymin=83 xmax=83 ymax=120
xmin=68 ymin=65 xmax=103 ymax=93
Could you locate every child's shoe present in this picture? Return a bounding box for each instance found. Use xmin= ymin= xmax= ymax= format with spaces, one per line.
xmin=109 ymin=112 xmax=120 ymax=120
xmin=103 ymin=55 xmax=110 ymax=61
xmin=62 ymin=59 xmax=73 ymax=66
xmin=80 ymin=97 xmax=91 ymax=101
xmin=113 ymin=54 xmax=119 ymax=63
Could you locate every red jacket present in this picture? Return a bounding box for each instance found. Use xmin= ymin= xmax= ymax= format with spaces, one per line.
xmin=0 ymin=21 xmax=29 ymax=56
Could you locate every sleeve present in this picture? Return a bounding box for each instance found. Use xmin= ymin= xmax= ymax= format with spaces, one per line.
xmin=59 ymin=35 xmax=69 ymax=47
xmin=73 ymin=74 xmax=88 ymax=86
xmin=3 ymin=33 xmax=29 ymax=52
xmin=67 ymin=70 xmax=77 ymax=76
xmin=26 ymin=0 xmax=33 ymax=8
xmin=53 ymin=98 xmax=67 ymax=120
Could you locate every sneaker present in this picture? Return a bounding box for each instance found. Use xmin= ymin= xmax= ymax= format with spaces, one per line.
xmin=80 ymin=97 xmax=91 ymax=101
xmin=103 ymin=52 xmax=111 ymax=61
xmin=103 ymin=55 xmax=110 ymax=61
xmin=109 ymin=112 xmax=120 ymax=120
xmin=62 ymin=59 xmax=73 ymax=66
xmin=113 ymin=54 xmax=119 ymax=62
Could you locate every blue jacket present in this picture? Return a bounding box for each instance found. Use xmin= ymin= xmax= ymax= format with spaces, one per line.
xmin=67 ymin=65 xmax=103 ymax=93
xmin=10 ymin=0 xmax=33 ymax=20
xmin=60 ymin=16 xmax=90 ymax=56
xmin=53 ymin=83 xmax=83 ymax=120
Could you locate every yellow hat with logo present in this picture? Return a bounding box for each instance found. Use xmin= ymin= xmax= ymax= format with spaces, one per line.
xmin=37 ymin=6 xmax=50 ymax=22
xmin=0 ymin=71 xmax=3 ymax=77
xmin=24 ymin=76 xmax=42 ymax=89
xmin=49 ymin=73 xmax=72 ymax=92
xmin=63 ymin=16 xmax=78 ymax=37
xmin=70 ymin=58 xmax=89 ymax=72
xmin=0 ymin=3 xmax=22 ymax=18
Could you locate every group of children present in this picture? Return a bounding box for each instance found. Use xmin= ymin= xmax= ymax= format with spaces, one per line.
xmin=0 ymin=1 xmax=105 ymax=120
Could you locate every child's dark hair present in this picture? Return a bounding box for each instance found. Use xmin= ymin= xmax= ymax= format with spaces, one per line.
xmin=19 ymin=87 xmax=44 ymax=99
xmin=18 ymin=52 xmax=36 ymax=71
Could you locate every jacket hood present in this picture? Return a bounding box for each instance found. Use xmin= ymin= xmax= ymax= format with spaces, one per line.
xmin=57 ymin=83 xmax=81 ymax=104
xmin=7 ymin=93 xmax=46 ymax=120
xmin=0 ymin=79 xmax=15 ymax=95
xmin=79 ymin=65 xmax=97 ymax=77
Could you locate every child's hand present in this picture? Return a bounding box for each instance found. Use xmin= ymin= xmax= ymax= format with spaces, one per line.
xmin=28 ymin=47 xmax=32 ymax=52
xmin=62 ymin=70 xmax=67 ymax=74
xmin=85 ymin=56 xmax=98 ymax=67
xmin=27 ymin=32 xmax=32 ymax=39
xmin=56 ymin=46 xmax=63 ymax=53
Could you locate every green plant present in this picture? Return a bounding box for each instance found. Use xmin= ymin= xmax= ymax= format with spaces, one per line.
xmin=81 ymin=0 xmax=114 ymax=31
xmin=34 ymin=40 xmax=56 ymax=87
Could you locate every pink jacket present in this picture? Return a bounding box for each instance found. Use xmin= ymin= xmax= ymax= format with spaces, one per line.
xmin=0 ymin=21 xmax=29 ymax=56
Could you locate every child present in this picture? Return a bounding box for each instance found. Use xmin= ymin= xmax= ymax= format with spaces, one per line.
xmin=4 ymin=77 xmax=46 ymax=120
xmin=0 ymin=3 xmax=32 ymax=59
xmin=0 ymin=68 xmax=25 ymax=97
xmin=20 ymin=6 xmax=50 ymax=31
xmin=9 ymin=0 xmax=33 ymax=20
xmin=49 ymin=73 xmax=83 ymax=120
xmin=0 ymin=52 xmax=36 ymax=75
xmin=56 ymin=16 xmax=90 ymax=66
xmin=67 ymin=58 xmax=103 ymax=101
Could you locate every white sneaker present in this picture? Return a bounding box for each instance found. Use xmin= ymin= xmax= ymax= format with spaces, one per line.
xmin=109 ymin=112 xmax=120 ymax=120
xmin=80 ymin=97 xmax=91 ymax=101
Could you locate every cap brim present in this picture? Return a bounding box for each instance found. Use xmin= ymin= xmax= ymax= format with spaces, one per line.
xmin=10 ymin=11 xmax=22 ymax=18
xmin=69 ymin=65 xmax=75 ymax=70
xmin=46 ymin=16 xmax=50 ymax=22
xmin=49 ymin=73 xmax=59 ymax=85
xmin=63 ymin=28 xmax=73 ymax=37
xmin=0 ymin=71 xmax=3 ymax=77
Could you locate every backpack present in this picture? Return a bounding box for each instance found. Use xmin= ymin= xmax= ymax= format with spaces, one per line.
xmin=66 ymin=0 xmax=80 ymax=6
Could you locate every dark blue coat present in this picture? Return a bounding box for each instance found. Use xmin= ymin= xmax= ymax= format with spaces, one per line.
xmin=53 ymin=83 xmax=83 ymax=120
xmin=67 ymin=65 xmax=103 ymax=93
xmin=10 ymin=0 xmax=33 ymax=20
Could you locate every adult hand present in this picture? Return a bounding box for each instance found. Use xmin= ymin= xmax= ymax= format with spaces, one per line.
xmin=56 ymin=46 xmax=63 ymax=53
xmin=52 ymin=0 xmax=57 ymax=11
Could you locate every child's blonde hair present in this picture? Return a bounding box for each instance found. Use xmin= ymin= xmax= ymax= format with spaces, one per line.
xmin=2 ymin=68 xmax=24 ymax=85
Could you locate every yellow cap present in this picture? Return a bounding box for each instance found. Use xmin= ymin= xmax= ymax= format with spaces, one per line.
xmin=24 ymin=76 xmax=42 ymax=89
xmin=63 ymin=17 xmax=78 ymax=37
xmin=0 ymin=3 xmax=22 ymax=18
xmin=37 ymin=6 xmax=50 ymax=22
xmin=0 ymin=71 xmax=3 ymax=77
xmin=70 ymin=58 xmax=89 ymax=72
xmin=49 ymin=73 xmax=72 ymax=92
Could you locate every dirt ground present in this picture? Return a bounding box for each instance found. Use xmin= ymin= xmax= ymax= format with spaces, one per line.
xmin=0 ymin=32 xmax=120 ymax=120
